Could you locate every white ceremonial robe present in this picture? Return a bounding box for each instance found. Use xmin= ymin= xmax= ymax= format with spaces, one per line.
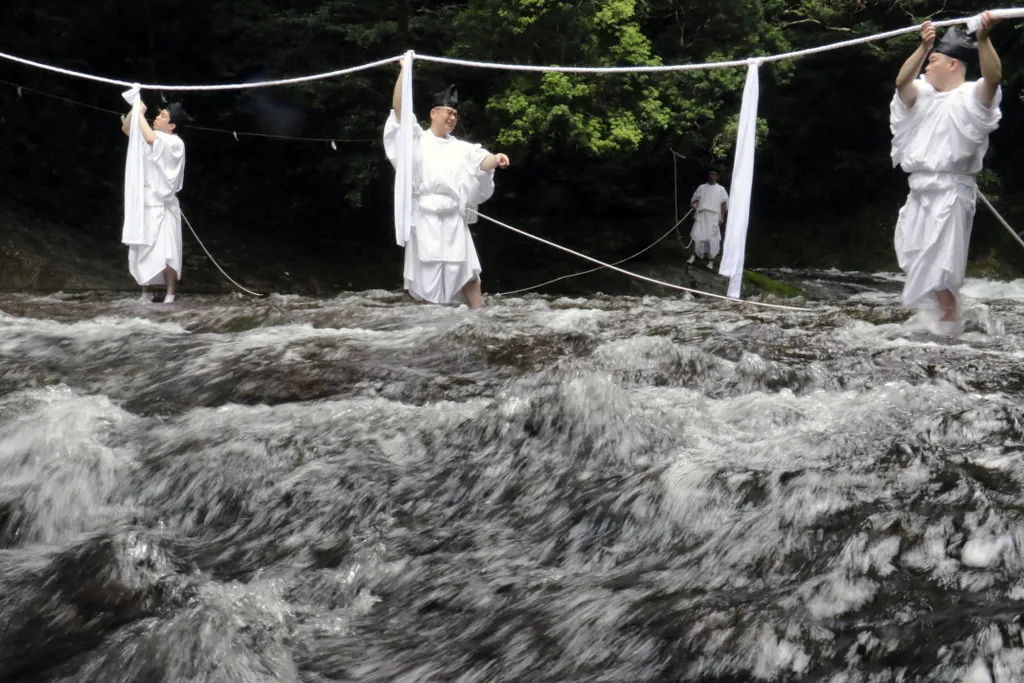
xmin=383 ymin=111 xmax=495 ymax=305
xmin=690 ymin=182 xmax=729 ymax=259
xmin=127 ymin=131 xmax=186 ymax=286
xmin=890 ymin=76 xmax=1001 ymax=309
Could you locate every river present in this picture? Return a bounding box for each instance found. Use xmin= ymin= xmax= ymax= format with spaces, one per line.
xmin=1 ymin=272 xmax=1023 ymax=682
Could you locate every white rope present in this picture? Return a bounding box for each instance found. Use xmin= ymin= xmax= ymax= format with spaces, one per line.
xmin=470 ymin=209 xmax=808 ymax=311
xmin=669 ymin=150 xmax=694 ymax=248
xmin=978 ymin=190 xmax=1024 ymax=252
xmin=414 ymin=14 xmax=1013 ymax=74
xmin=3 ymin=10 xmax=1022 ymax=89
xmin=180 ymin=210 xmax=264 ymax=297
xmin=0 ymin=52 xmax=402 ymax=90
xmin=498 ymin=208 xmax=694 ymax=296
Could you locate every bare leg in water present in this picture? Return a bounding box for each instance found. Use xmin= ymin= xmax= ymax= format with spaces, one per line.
xmin=462 ymin=277 xmax=483 ymax=309
xmin=139 ymin=267 xmax=179 ymax=303
xmin=163 ymin=266 xmax=178 ymax=303
xmin=935 ymin=289 xmax=957 ymax=322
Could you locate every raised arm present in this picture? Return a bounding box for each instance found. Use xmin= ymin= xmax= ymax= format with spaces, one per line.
xmin=121 ymin=99 xmax=142 ymax=136
xmin=976 ymin=11 xmax=1002 ymax=108
xmin=896 ymin=21 xmax=934 ymax=108
xmin=135 ymin=102 xmax=157 ymax=145
xmin=392 ymin=64 xmax=404 ymax=121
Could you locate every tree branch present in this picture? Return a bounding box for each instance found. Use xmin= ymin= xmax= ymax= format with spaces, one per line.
xmin=781 ymin=18 xmax=853 ymax=33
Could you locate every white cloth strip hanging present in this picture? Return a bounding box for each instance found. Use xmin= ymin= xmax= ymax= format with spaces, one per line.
xmin=719 ymin=60 xmax=760 ymax=298
xmin=120 ymin=85 xmax=149 ymax=246
xmin=393 ymin=51 xmax=415 ymax=247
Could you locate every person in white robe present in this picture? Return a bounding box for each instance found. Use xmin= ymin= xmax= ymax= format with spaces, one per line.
xmin=688 ymin=169 xmax=729 ymax=269
xmin=890 ymin=13 xmax=1003 ymax=332
xmin=121 ymin=100 xmax=187 ymax=304
xmin=383 ymin=65 xmax=510 ymax=308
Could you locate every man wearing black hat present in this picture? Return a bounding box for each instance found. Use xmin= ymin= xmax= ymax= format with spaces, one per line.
xmin=120 ymin=98 xmax=189 ymax=304
xmin=384 ymin=63 xmax=510 ymax=309
xmin=890 ymin=11 xmax=1003 ymax=333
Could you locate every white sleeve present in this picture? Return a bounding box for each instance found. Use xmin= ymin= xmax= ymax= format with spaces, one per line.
xmin=890 ymin=79 xmax=927 ymax=136
xmin=456 ymin=142 xmax=495 ymax=207
xmin=955 ymin=80 xmax=1003 ymax=144
xmin=146 ymin=132 xmax=185 ymax=198
xmin=383 ymin=110 xmax=423 ymax=167
xmin=890 ymin=79 xmax=930 ymax=168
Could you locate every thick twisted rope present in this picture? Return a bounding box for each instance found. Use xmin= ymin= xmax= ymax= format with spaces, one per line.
xmin=0 ymin=53 xmax=402 ymax=90
xmin=2 ymin=11 xmax=1021 ymax=89
xmin=414 ymin=12 xmax=1022 ymax=73
xmin=0 ymin=79 xmax=375 ymax=144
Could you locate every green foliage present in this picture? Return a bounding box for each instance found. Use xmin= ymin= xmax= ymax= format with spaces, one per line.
xmin=451 ymin=0 xmax=674 ymax=155
xmin=743 ymin=270 xmax=803 ymax=298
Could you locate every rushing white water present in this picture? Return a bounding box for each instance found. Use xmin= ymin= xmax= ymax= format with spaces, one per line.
xmin=1 ymin=272 xmax=1023 ymax=682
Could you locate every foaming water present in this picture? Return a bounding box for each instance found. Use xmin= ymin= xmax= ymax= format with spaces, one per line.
xmin=1 ymin=274 xmax=1024 ymax=682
